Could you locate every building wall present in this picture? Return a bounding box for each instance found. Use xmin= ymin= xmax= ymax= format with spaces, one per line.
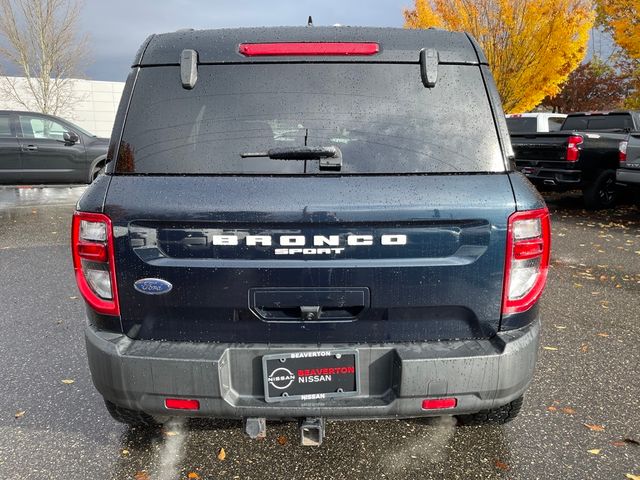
xmin=0 ymin=77 xmax=125 ymax=138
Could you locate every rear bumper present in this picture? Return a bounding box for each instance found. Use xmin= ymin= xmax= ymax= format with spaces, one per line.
xmin=517 ymin=165 xmax=581 ymax=187
xmin=617 ymin=168 xmax=640 ymax=186
xmin=86 ymin=319 xmax=540 ymax=419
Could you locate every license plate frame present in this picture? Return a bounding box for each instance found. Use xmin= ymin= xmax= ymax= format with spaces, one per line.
xmin=262 ymin=350 xmax=359 ymax=403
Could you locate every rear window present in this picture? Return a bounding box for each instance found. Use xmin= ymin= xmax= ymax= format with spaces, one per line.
xmin=562 ymin=114 xmax=634 ymax=131
xmin=116 ymin=63 xmax=505 ymax=175
xmin=506 ymin=117 xmax=538 ymax=133
xmin=548 ymin=117 xmax=564 ymax=131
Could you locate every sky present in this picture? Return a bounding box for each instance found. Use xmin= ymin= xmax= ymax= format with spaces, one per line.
xmin=81 ymin=0 xmax=409 ymax=81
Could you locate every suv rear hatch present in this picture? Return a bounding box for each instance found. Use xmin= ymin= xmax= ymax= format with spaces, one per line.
xmin=104 ymin=30 xmax=515 ymax=344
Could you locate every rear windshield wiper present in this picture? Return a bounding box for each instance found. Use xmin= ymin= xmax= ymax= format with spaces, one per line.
xmin=241 ymin=146 xmax=342 ymax=170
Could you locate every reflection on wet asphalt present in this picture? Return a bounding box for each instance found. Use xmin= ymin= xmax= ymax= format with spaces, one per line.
xmin=0 ymin=185 xmax=87 ymax=209
xmin=0 ymin=186 xmax=639 ymax=479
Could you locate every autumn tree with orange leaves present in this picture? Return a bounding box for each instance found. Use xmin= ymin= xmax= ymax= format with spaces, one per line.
xmin=597 ymin=0 xmax=640 ymax=108
xmin=598 ymin=0 xmax=640 ymax=59
xmin=404 ymin=0 xmax=595 ymax=113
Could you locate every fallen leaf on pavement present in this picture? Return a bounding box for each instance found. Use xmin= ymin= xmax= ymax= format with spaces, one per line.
xmin=217 ymin=447 xmax=226 ymax=461
xmin=547 ymin=406 xmax=558 ymax=412
xmin=625 ymin=475 xmax=640 ymax=480
xmin=277 ymin=435 xmax=288 ymax=445
xmin=587 ymin=449 xmax=600 ymax=455
xmin=494 ymin=460 xmax=509 ymax=471
xmin=121 ymin=449 xmax=129 ymax=455
xmin=580 ymin=343 xmax=589 ymax=353
xmin=562 ymin=407 xmax=576 ymax=415
xmin=596 ymin=333 xmax=609 ymax=337
xmin=134 ymin=472 xmax=150 ymax=480
xmin=187 ymin=473 xmax=200 ymax=479
xmin=15 ymin=410 xmax=26 ymax=419
xmin=584 ymin=423 xmax=605 ymax=432
xmin=61 ymin=379 xmax=75 ymax=384
xmin=543 ymin=346 xmax=559 ymax=351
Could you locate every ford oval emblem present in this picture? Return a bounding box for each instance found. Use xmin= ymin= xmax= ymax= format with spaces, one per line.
xmin=134 ymin=278 xmax=173 ymax=295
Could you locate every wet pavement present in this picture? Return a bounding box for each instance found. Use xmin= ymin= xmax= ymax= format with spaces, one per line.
xmin=0 ymin=185 xmax=639 ymax=480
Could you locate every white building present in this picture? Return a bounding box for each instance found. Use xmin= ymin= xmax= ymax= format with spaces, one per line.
xmin=0 ymin=76 xmax=125 ymax=138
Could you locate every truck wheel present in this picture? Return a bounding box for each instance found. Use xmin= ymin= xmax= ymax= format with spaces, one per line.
xmin=456 ymin=396 xmax=524 ymax=426
xmin=583 ymin=169 xmax=617 ymax=209
xmin=104 ymin=399 xmax=158 ymax=427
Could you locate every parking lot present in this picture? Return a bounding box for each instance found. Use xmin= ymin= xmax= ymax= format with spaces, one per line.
xmin=0 ymin=185 xmax=638 ymax=480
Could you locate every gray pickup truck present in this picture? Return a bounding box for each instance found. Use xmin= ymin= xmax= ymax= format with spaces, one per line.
xmin=617 ymin=133 xmax=640 ymax=192
xmin=511 ymin=111 xmax=638 ymax=209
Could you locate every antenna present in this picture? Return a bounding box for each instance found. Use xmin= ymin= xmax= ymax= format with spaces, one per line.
xmin=307 ymin=16 xmax=313 ymax=27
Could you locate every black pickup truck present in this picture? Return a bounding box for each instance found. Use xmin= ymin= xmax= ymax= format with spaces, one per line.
xmin=511 ymin=111 xmax=638 ymax=208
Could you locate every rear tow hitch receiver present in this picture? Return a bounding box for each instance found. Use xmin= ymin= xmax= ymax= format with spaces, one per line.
xmin=300 ymin=417 xmax=325 ymax=446
xmin=244 ymin=417 xmax=267 ymax=440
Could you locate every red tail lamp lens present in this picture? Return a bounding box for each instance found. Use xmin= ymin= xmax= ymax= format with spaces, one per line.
xmin=239 ymin=42 xmax=380 ymax=57
xmin=566 ymin=135 xmax=583 ymax=162
xmin=619 ymin=140 xmax=628 ymax=163
xmin=502 ymin=208 xmax=551 ymax=315
xmin=71 ymin=212 xmax=119 ymax=315
xmin=165 ymin=398 xmax=200 ymax=410
xmin=422 ymin=398 xmax=458 ymax=410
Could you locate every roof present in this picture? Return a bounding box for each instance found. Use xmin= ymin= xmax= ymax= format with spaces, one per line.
xmin=566 ymin=111 xmax=640 ymax=117
xmin=134 ymin=27 xmax=487 ymax=66
xmin=507 ymin=113 xmax=567 ymax=118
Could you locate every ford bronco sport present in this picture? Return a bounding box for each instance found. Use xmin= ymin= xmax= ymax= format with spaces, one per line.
xmin=72 ymin=27 xmax=550 ymax=446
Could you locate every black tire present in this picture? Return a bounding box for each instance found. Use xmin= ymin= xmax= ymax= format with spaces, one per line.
xmin=582 ymin=169 xmax=617 ymax=209
xmin=104 ymin=399 xmax=158 ymax=427
xmin=456 ymin=396 xmax=524 ymax=426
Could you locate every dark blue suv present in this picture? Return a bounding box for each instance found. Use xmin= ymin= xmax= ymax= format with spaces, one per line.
xmin=71 ymin=27 xmax=550 ymax=445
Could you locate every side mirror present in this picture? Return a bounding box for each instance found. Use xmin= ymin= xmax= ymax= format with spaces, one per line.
xmin=64 ymin=131 xmax=79 ymax=144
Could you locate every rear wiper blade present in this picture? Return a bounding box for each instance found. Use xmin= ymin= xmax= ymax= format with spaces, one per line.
xmin=241 ymin=146 xmax=342 ymax=170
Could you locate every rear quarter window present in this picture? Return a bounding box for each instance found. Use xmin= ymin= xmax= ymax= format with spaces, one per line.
xmin=0 ymin=114 xmax=12 ymax=137
xmin=116 ymin=63 xmax=505 ymax=175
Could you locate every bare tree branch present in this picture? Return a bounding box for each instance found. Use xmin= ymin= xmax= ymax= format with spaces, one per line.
xmin=0 ymin=0 xmax=89 ymax=115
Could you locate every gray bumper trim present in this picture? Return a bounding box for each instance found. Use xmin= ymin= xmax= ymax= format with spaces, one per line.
xmin=617 ymin=168 xmax=640 ymax=186
xmin=86 ymin=319 xmax=540 ymax=419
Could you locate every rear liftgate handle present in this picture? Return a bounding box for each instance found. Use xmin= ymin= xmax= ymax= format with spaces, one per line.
xmin=300 ymin=306 xmax=322 ymax=322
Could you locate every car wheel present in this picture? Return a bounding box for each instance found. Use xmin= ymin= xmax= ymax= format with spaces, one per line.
xmin=456 ymin=395 xmax=524 ymax=426
xmin=583 ymin=169 xmax=617 ymax=209
xmin=104 ymin=399 xmax=158 ymax=427
xmin=91 ymin=163 xmax=105 ymax=182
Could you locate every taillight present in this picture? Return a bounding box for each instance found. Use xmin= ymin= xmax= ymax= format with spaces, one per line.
xmin=502 ymin=208 xmax=551 ymax=315
xmin=71 ymin=212 xmax=119 ymax=315
xmin=619 ymin=140 xmax=628 ymax=163
xmin=239 ymin=42 xmax=380 ymax=56
xmin=566 ymin=135 xmax=583 ymax=162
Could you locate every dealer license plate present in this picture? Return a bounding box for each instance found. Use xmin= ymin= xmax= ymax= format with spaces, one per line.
xmin=262 ymin=350 xmax=359 ymax=403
